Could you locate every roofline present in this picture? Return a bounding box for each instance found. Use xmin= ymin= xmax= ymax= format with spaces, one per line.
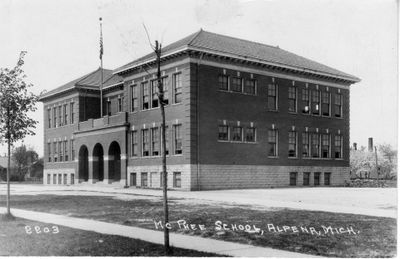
xmin=114 ymin=46 xmax=360 ymax=83
xmin=102 ymin=81 xmax=124 ymax=90
xmin=39 ymin=86 xmax=76 ymax=101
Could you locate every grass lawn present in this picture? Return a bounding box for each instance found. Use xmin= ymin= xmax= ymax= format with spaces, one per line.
xmin=1 ymin=194 xmax=396 ymax=257
xmin=0 ymin=215 xmax=221 ymax=256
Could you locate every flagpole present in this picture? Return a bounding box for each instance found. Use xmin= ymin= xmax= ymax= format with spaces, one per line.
xmin=99 ymin=17 xmax=103 ymax=117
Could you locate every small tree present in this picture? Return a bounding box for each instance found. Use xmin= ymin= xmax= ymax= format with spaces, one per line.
xmin=0 ymin=51 xmax=39 ymax=216
xmin=12 ymin=145 xmax=39 ymax=180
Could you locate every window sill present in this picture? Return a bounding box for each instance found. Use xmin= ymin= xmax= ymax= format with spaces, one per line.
xmin=268 ymin=156 xmax=279 ymax=159
xmin=267 ymin=109 xmax=279 ymax=112
xmin=288 ymin=157 xmax=299 ymax=159
xmin=288 ymin=111 xmax=297 ymax=115
xmin=217 ymin=140 xmax=258 ymax=144
xmin=218 ymin=89 xmax=257 ymax=96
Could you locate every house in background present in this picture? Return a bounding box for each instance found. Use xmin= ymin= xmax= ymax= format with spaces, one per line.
xmin=39 ymin=30 xmax=360 ymax=190
xmin=0 ymin=155 xmax=16 ymax=182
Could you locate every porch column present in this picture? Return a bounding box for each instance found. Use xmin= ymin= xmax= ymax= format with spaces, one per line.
xmin=88 ymin=156 xmax=98 ymax=184
xmin=120 ymin=153 xmax=127 ymax=186
xmin=103 ymin=155 xmax=111 ymax=184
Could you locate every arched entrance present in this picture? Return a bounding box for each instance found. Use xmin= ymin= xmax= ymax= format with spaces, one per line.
xmin=108 ymin=141 xmax=121 ymax=182
xmin=78 ymin=145 xmax=89 ymax=182
xmin=93 ymin=143 xmax=104 ymax=181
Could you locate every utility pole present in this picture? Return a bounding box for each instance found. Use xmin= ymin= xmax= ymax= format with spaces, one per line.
xmin=155 ymin=40 xmax=170 ymax=255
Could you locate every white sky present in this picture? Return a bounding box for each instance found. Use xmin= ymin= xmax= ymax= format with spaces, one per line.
xmin=0 ymin=0 xmax=397 ymax=156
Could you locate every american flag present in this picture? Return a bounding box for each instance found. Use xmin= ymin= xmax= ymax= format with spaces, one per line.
xmin=99 ymin=18 xmax=103 ymax=60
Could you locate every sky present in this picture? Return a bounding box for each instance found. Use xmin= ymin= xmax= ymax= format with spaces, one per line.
xmin=0 ymin=0 xmax=398 ymax=156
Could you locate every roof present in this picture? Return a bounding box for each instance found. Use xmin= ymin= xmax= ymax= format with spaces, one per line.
xmin=114 ymin=30 xmax=360 ymax=83
xmin=39 ymin=68 xmax=123 ymax=101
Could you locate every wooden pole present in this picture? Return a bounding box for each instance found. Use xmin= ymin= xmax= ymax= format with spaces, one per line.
xmin=155 ymin=40 xmax=170 ymax=255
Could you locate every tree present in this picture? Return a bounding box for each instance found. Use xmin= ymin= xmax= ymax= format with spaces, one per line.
xmin=12 ymin=145 xmax=39 ymax=180
xmin=0 ymin=51 xmax=39 ymax=216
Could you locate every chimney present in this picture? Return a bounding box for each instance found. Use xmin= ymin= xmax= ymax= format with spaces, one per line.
xmin=353 ymin=143 xmax=357 ymax=150
xmin=368 ymin=137 xmax=373 ymax=152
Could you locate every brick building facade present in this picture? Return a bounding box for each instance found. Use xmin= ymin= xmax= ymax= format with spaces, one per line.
xmin=39 ymin=30 xmax=360 ymax=190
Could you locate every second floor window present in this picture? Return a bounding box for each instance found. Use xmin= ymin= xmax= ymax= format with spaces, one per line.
xmin=334 ymin=93 xmax=343 ymax=117
xmin=268 ymin=129 xmax=278 ymax=157
xmin=47 ymin=143 xmax=51 ymax=162
xmin=71 ymin=140 xmax=75 ymax=161
xmin=118 ymin=96 xmax=122 ymax=112
xmin=244 ymin=79 xmax=256 ymax=95
xmin=163 ymin=126 xmax=169 ymax=155
xmin=174 ymin=124 xmax=182 ymax=155
xmin=218 ymin=125 xmax=229 ymax=141
xmin=70 ymin=103 xmax=74 ymax=124
xmin=53 ymin=108 xmax=57 ymax=127
xmin=53 ymin=142 xmax=57 ymax=162
xmin=131 ymin=84 xmax=138 ymax=112
xmin=301 ymin=89 xmax=310 ymax=114
xmin=151 ymin=127 xmax=160 ymax=156
xmin=267 ymin=84 xmax=277 ymax=111
xmin=322 ymin=92 xmax=330 ymax=116
xmin=151 ymin=81 xmax=159 ymax=108
xmin=302 ymin=132 xmax=310 ymax=158
xmin=174 ymin=73 xmax=182 ymax=103
xmin=218 ymin=75 xmax=229 ymax=91
xmin=231 ymin=126 xmax=242 ymax=141
xmin=231 ymin=77 xmax=242 ymax=92
xmin=321 ymin=134 xmax=330 ymax=158
xmin=63 ymin=104 xmax=68 ymax=125
xmin=142 ymin=129 xmax=150 ymax=157
xmin=58 ymin=106 xmax=62 ymax=127
xmin=142 ymin=82 xmax=149 ymax=110
xmin=162 ymin=77 xmax=169 ymax=105
xmin=64 ymin=140 xmax=68 ymax=161
xmin=59 ymin=141 xmax=63 ymax=162
xmin=47 ymin=109 xmax=51 ymax=128
xmin=334 ymin=135 xmax=343 ymax=158
xmin=311 ymin=133 xmax=320 ymax=158
xmin=311 ymin=90 xmax=320 ymax=115
xmin=131 ymin=131 xmax=138 ymax=157
xmin=288 ymin=131 xmax=297 ymax=157
xmin=288 ymin=86 xmax=297 ymax=112
xmin=245 ymin=127 xmax=256 ymax=142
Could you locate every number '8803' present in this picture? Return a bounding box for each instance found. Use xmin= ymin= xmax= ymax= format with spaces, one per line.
xmin=25 ymin=225 xmax=59 ymax=234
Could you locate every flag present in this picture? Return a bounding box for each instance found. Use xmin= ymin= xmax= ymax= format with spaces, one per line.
xmin=99 ymin=18 xmax=103 ymax=60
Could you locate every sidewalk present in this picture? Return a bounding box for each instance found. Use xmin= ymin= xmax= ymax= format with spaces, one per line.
xmin=0 ymin=207 xmax=317 ymax=258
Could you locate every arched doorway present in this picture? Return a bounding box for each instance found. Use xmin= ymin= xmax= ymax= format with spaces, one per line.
xmin=93 ymin=143 xmax=104 ymax=181
xmin=78 ymin=145 xmax=89 ymax=182
xmin=108 ymin=141 xmax=121 ymax=182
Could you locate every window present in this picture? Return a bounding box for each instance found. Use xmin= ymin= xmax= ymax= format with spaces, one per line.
xmin=162 ymin=77 xmax=169 ymax=105
xmin=131 ymin=84 xmax=138 ymax=112
xmin=231 ymin=126 xmax=242 ymax=141
xmin=70 ymin=139 xmax=75 ymax=161
xmin=334 ymin=93 xmax=343 ymax=117
xmin=289 ymin=172 xmax=297 ymax=186
xmin=53 ymin=174 xmax=56 ymax=184
xmin=70 ymin=103 xmax=74 ymax=124
xmin=58 ymin=106 xmax=62 ymax=126
xmin=322 ymin=92 xmax=330 ymax=116
xmin=267 ymin=84 xmax=277 ymax=110
xmin=245 ymin=127 xmax=256 ymax=142
xmin=151 ymin=127 xmax=160 ymax=156
xmin=311 ymin=90 xmax=320 ymax=115
xmin=218 ymin=75 xmax=229 ymax=91
xmin=334 ymin=135 xmax=343 ymax=158
xmin=63 ymin=174 xmax=67 ymax=185
xmin=151 ymin=80 xmax=159 ymax=108
xmin=64 ymin=140 xmax=68 ymax=161
xmin=174 ymin=73 xmax=182 ymax=103
xmin=314 ymin=172 xmax=321 ymax=186
xmin=141 ymin=172 xmax=148 ymax=187
xmin=53 ymin=142 xmax=57 ymax=162
xmin=173 ymin=172 xmax=181 ymax=188
xmin=118 ymin=96 xmax=122 ymax=112
xmin=142 ymin=129 xmax=150 ymax=157
xmin=47 ymin=174 xmax=51 ymax=184
xmin=324 ymin=172 xmax=331 ymax=185
xmin=131 ymin=131 xmax=138 ymax=157
xmin=302 ymin=132 xmax=310 ymax=158
xmin=160 ymin=172 xmax=165 ymax=187
xmin=303 ymin=172 xmax=310 ymax=186
xmin=288 ymin=131 xmax=297 ymax=157
xmin=53 ymin=108 xmax=57 ymax=127
xmin=63 ymin=104 xmax=68 ymax=125
xmin=174 ymin=124 xmax=182 ymax=155
xmin=218 ymin=125 xmax=229 ymax=141
xmin=321 ymin=134 xmax=330 ymax=158
xmin=47 ymin=143 xmax=51 ymax=162
xmin=162 ymin=126 xmax=169 ymax=155
xmin=142 ymin=82 xmax=149 ymax=110
xmin=288 ymin=86 xmax=297 ymax=112
xmin=231 ymin=77 xmax=242 ymax=92
xmin=47 ymin=108 xmax=51 ymax=128
xmin=301 ymin=89 xmax=310 ymax=114
xmin=58 ymin=174 xmax=62 ymax=184
xmin=311 ymin=133 xmax=320 ymax=158
xmin=268 ymin=129 xmax=278 ymax=157
xmin=244 ymin=79 xmax=256 ymax=95
xmin=59 ymin=141 xmax=63 ymax=162
xmin=71 ymin=174 xmax=75 ymax=185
